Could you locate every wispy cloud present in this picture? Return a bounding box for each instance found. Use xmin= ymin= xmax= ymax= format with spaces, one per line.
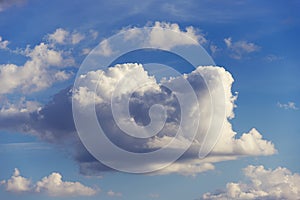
xmin=0 ymin=0 xmax=26 ymax=12
xmin=224 ymin=37 xmax=260 ymax=59
xmin=277 ymin=101 xmax=298 ymax=110
xmin=107 ymin=190 xmax=122 ymax=197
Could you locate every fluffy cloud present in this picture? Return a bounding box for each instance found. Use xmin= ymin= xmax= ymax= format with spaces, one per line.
xmin=0 ymin=169 xmax=97 ymax=197
xmin=202 ymin=165 xmax=300 ymax=200
xmin=0 ymin=62 xmax=276 ymax=176
xmin=74 ymin=64 xmax=275 ymax=175
xmin=47 ymin=28 xmax=85 ymax=45
xmin=0 ymin=168 xmax=31 ymax=193
xmin=277 ymin=101 xmax=298 ymax=110
xmin=0 ymin=63 xmax=276 ymax=176
xmin=0 ymin=36 xmax=9 ymax=49
xmin=0 ymin=42 xmax=73 ymax=94
xmin=95 ymin=21 xmax=207 ymax=56
xmin=147 ymin=21 xmax=207 ymax=49
xmin=224 ymin=37 xmax=260 ymax=59
xmin=35 ymin=172 xmax=97 ymax=196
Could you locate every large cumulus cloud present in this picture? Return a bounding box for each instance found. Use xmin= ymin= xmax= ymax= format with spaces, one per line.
xmin=0 ymin=63 xmax=276 ymax=176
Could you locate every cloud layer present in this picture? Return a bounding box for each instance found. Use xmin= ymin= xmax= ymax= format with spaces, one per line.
xmin=202 ymin=165 xmax=300 ymax=200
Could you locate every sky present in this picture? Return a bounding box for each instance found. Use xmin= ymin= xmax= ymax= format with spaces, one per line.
xmin=0 ymin=0 xmax=300 ymax=199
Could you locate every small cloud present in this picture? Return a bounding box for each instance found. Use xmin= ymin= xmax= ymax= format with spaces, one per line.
xmin=48 ymin=28 xmax=69 ymax=44
xmin=224 ymin=37 xmax=260 ymax=59
xmin=0 ymin=36 xmax=9 ymax=49
xmin=209 ymin=44 xmax=220 ymax=55
xmin=0 ymin=168 xmax=32 ymax=193
xmin=277 ymin=101 xmax=298 ymax=110
xmin=265 ymin=54 xmax=283 ymax=62
xmin=92 ymin=39 xmax=115 ymax=57
xmin=71 ymin=32 xmax=85 ymax=44
xmin=0 ymin=168 xmax=98 ymax=197
xmin=149 ymin=193 xmax=160 ymax=198
xmin=82 ymin=48 xmax=91 ymax=55
xmin=107 ymin=190 xmax=122 ymax=197
xmin=202 ymin=165 xmax=300 ymax=200
xmin=47 ymin=28 xmax=85 ymax=45
xmin=89 ymin=30 xmax=99 ymax=40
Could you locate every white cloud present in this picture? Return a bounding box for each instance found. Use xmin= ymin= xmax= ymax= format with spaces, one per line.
xmin=224 ymin=37 xmax=260 ymax=59
xmin=0 ymin=168 xmax=31 ymax=193
xmin=89 ymin=29 xmax=99 ymax=40
xmin=210 ymin=44 xmax=219 ymax=55
xmin=0 ymin=36 xmax=9 ymax=49
xmin=153 ymin=161 xmax=215 ymax=177
xmin=147 ymin=21 xmax=206 ymax=49
xmin=0 ymin=97 xmax=40 ymax=115
xmin=35 ymin=172 xmax=97 ymax=197
xmin=71 ymin=32 xmax=85 ymax=44
xmin=0 ymin=42 xmax=73 ymax=94
xmin=72 ymin=63 xmax=276 ymax=176
xmin=92 ymin=39 xmax=115 ymax=56
xmin=48 ymin=28 xmax=69 ymax=44
xmin=277 ymin=101 xmax=298 ymax=110
xmin=202 ymin=165 xmax=300 ymax=200
xmin=107 ymin=190 xmax=122 ymax=197
xmin=93 ymin=21 xmax=208 ymax=56
xmin=47 ymin=28 xmax=85 ymax=45
xmin=0 ymin=169 xmax=97 ymax=197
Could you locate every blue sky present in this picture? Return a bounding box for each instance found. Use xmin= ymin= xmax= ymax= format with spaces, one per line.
xmin=0 ymin=0 xmax=300 ymax=199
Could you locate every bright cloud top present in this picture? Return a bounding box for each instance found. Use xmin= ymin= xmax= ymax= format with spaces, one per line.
xmin=202 ymin=165 xmax=300 ymax=200
xmin=0 ymin=168 xmax=97 ymax=197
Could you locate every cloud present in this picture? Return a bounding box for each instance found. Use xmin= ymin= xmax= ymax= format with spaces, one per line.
xmin=0 ymin=168 xmax=97 ymax=197
xmin=107 ymin=190 xmax=122 ymax=197
xmin=35 ymin=172 xmax=97 ymax=197
xmin=92 ymin=39 xmax=115 ymax=57
xmin=89 ymin=29 xmax=99 ymax=40
xmin=0 ymin=23 xmax=275 ymax=176
xmin=0 ymin=36 xmax=9 ymax=49
xmin=264 ymin=54 xmax=283 ymax=62
xmin=47 ymin=28 xmax=85 ymax=45
xmin=0 ymin=168 xmax=31 ymax=193
xmin=0 ymin=0 xmax=25 ymax=12
xmin=147 ymin=21 xmax=207 ymax=49
xmin=202 ymin=165 xmax=300 ymax=200
xmin=0 ymin=63 xmax=276 ymax=176
xmin=0 ymin=42 xmax=73 ymax=94
xmin=277 ymin=101 xmax=298 ymax=110
xmin=149 ymin=193 xmax=160 ymax=198
xmin=224 ymin=37 xmax=260 ymax=59
xmin=95 ymin=21 xmax=207 ymax=56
